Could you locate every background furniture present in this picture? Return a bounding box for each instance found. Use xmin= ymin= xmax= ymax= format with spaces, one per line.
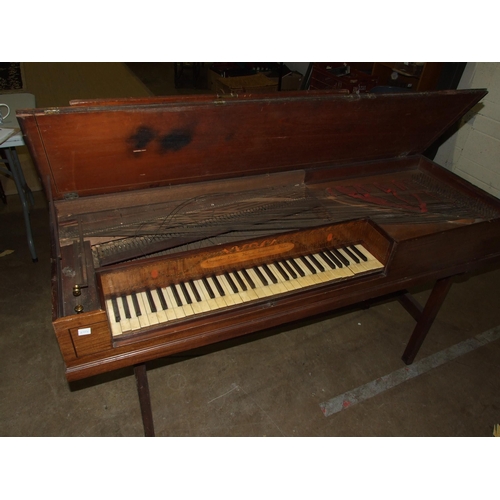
xmin=301 ymin=63 xmax=466 ymax=93
xmin=0 ymin=93 xmax=37 ymax=261
xmin=371 ymin=63 xmax=444 ymax=91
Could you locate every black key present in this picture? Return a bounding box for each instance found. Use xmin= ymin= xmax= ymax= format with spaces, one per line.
xmin=281 ymin=260 xmax=297 ymax=279
xmin=121 ymin=296 xmax=131 ymax=318
xmin=131 ymin=293 xmax=142 ymax=316
xmin=111 ymin=296 xmax=120 ymax=322
xmin=308 ymin=254 xmax=325 ymax=272
xmin=179 ymin=282 xmax=192 ymax=304
xmin=350 ymin=245 xmax=368 ymax=262
xmin=288 ymin=259 xmax=305 ymax=277
xmin=332 ymin=248 xmax=349 ymax=266
xmin=342 ymin=246 xmax=359 ymax=263
xmin=224 ymin=272 xmax=238 ymax=293
xmin=188 ymin=281 xmax=201 ymax=302
xmin=170 ymin=285 xmax=183 ymax=307
xmin=262 ymin=264 xmax=278 ymax=284
xmin=319 ymin=251 xmax=336 ymax=269
xmin=274 ymin=261 xmax=290 ymax=280
xmin=145 ymin=289 xmax=157 ymax=312
xmin=241 ymin=269 xmax=255 ymax=289
xmin=300 ymin=256 xmax=316 ymax=274
xmin=253 ymin=267 xmax=268 ymax=286
xmin=121 ymin=297 xmax=132 ymax=319
xmin=202 ymin=277 xmax=215 ymax=298
xmin=233 ymin=271 xmax=248 ymax=291
xmin=156 ymin=288 xmax=168 ymax=310
xmin=211 ymin=275 xmax=225 ymax=297
xmin=326 ymin=249 xmax=343 ymax=268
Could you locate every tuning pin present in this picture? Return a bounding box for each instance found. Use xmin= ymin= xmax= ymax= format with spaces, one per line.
xmin=74 ymin=304 xmax=84 ymax=314
xmin=73 ymin=284 xmax=81 ymax=296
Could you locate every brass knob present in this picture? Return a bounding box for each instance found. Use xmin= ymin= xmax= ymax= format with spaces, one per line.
xmin=74 ymin=304 xmax=84 ymax=314
xmin=73 ymin=284 xmax=81 ymax=296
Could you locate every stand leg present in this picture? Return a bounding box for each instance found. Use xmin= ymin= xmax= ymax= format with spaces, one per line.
xmin=402 ymin=276 xmax=454 ymax=365
xmin=0 ymin=178 xmax=6 ymax=204
xmin=134 ymin=363 xmax=155 ymax=437
xmin=2 ymin=147 xmax=37 ymax=262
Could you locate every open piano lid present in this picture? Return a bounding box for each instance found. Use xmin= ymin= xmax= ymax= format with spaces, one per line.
xmin=17 ymin=89 xmax=487 ymax=200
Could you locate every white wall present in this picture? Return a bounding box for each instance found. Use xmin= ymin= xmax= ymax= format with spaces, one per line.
xmin=434 ymin=62 xmax=500 ymax=198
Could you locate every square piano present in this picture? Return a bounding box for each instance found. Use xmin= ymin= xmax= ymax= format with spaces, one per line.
xmin=17 ymin=89 xmax=500 ymax=435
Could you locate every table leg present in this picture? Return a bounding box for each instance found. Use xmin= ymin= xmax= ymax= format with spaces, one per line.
xmin=0 ymin=178 xmax=6 ymax=204
xmin=3 ymin=147 xmax=37 ymax=262
xmin=402 ymin=276 xmax=454 ymax=365
xmin=134 ymin=363 xmax=156 ymax=437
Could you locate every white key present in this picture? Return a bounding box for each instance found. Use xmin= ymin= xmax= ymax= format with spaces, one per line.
xmin=117 ymin=296 xmax=132 ymax=332
xmin=175 ymin=283 xmax=195 ymax=317
xmin=337 ymin=248 xmax=370 ymax=275
xmin=257 ymin=265 xmax=282 ymax=295
xmin=142 ymin=290 xmax=161 ymax=325
xmin=123 ymin=295 xmax=141 ymax=331
xmin=233 ymin=271 xmax=260 ymax=302
xmin=157 ymin=289 xmax=170 ymax=323
xmin=150 ymin=289 xmax=168 ymax=324
xmin=262 ymin=264 xmax=292 ymax=295
xmin=304 ymin=255 xmax=331 ymax=284
xmin=191 ymin=279 xmax=214 ymax=312
xmin=199 ymin=278 xmax=223 ymax=311
xmin=280 ymin=261 xmax=303 ymax=289
xmin=207 ymin=276 xmax=228 ymax=309
xmin=213 ymin=274 xmax=235 ymax=307
xmin=312 ymin=253 xmax=353 ymax=282
xmin=320 ymin=251 xmax=355 ymax=279
xmin=319 ymin=253 xmax=350 ymax=280
xmin=135 ymin=293 xmax=150 ymax=328
xmin=268 ymin=263 xmax=296 ymax=292
xmin=282 ymin=262 xmax=305 ymax=290
xmin=292 ymin=258 xmax=320 ymax=287
xmin=352 ymin=244 xmax=384 ymax=271
xmin=165 ymin=286 xmax=184 ymax=319
xmin=140 ymin=291 xmax=159 ymax=325
xmin=184 ymin=281 xmax=205 ymax=315
xmin=219 ymin=274 xmax=242 ymax=305
xmin=322 ymin=249 xmax=354 ymax=278
xmin=106 ymin=299 xmax=123 ymax=337
xmin=246 ymin=268 xmax=272 ymax=298
xmin=157 ymin=287 xmax=176 ymax=321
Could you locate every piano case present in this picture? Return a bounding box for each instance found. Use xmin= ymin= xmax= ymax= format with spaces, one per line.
xmin=17 ymin=89 xmax=500 ymax=436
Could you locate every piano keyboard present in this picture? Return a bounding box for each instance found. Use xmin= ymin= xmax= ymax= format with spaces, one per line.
xmin=105 ymin=244 xmax=383 ymax=337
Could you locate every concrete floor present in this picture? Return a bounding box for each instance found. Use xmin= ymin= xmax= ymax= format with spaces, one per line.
xmin=1 ymin=192 xmax=500 ymax=437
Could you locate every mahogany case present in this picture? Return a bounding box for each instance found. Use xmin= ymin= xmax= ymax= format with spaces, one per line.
xmin=16 ymin=89 xmax=500 ymax=382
